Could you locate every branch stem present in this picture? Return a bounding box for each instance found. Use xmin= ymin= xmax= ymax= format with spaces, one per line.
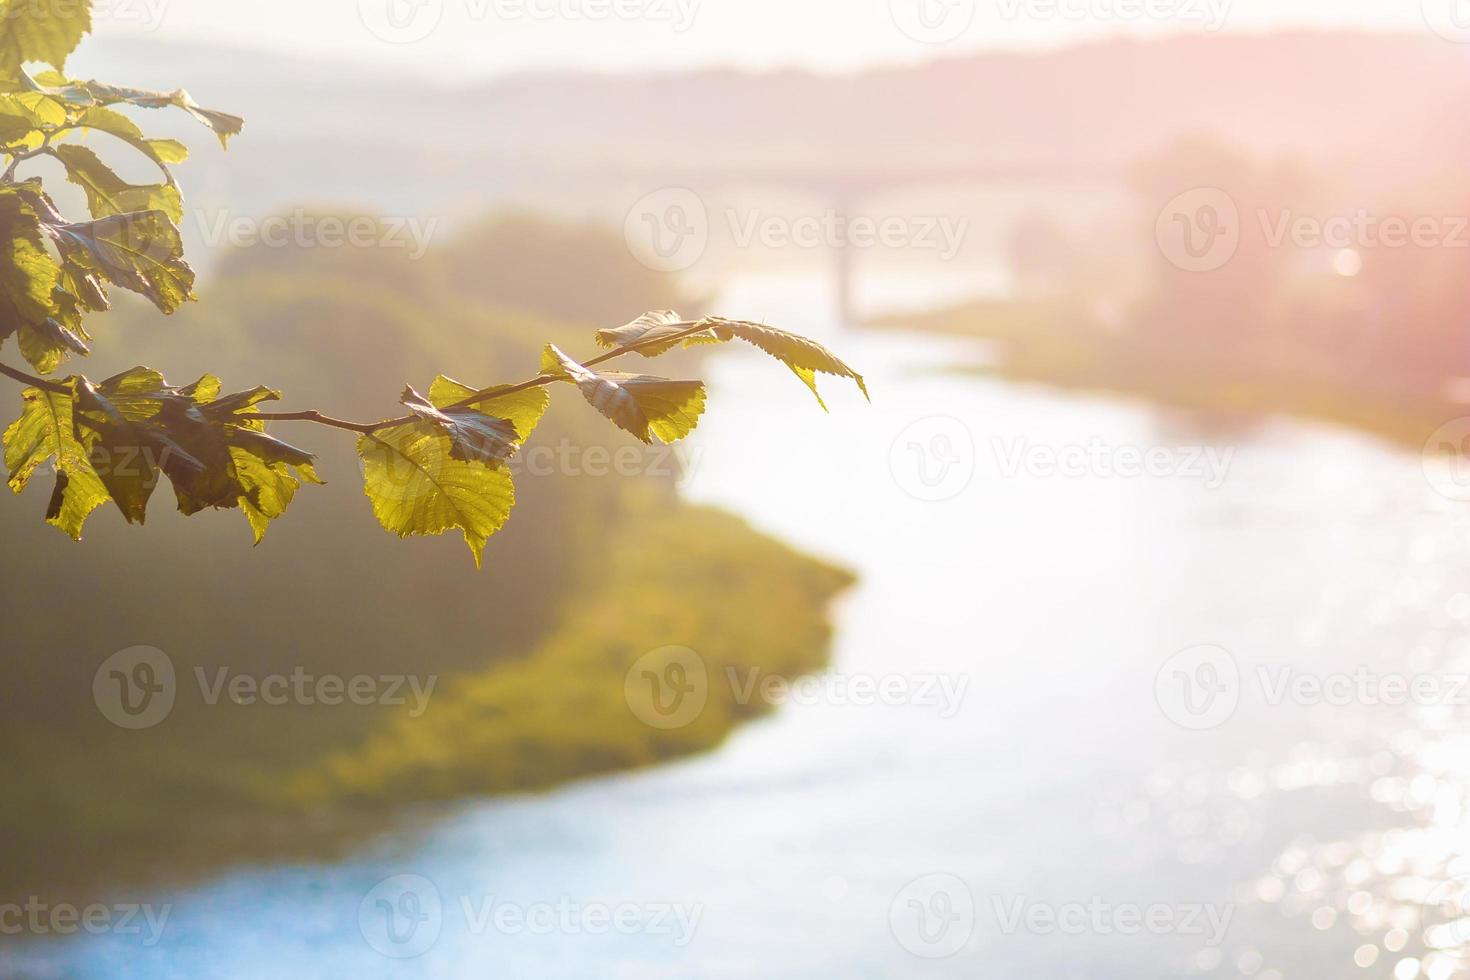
xmin=0 ymin=320 xmax=718 ymax=437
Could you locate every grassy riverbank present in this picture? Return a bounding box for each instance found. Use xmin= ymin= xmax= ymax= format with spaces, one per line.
xmin=0 ymin=215 xmax=854 ymax=897
xmin=883 ymin=297 xmax=1456 ymax=450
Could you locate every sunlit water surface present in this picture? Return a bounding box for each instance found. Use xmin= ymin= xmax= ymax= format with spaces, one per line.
xmin=13 ymin=273 xmax=1470 ymax=979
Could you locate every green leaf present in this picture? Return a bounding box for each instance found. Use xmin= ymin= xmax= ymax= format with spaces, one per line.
xmin=706 ymin=318 xmax=870 ymax=410
xmin=16 ymin=314 xmax=87 ymax=374
xmin=0 ymin=187 xmax=87 ymax=374
xmin=3 ymin=379 xmax=109 ymax=539
xmin=50 ymin=209 xmax=195 ymax=313
xmin=358 ymin=423 xmax=515 ymax=568
xmin=399 ymin=384 xmax=519 ymax=466
xmin=542 ymin=343 xmax=706 ymax=444
xmin=593 ymin=310 xmax=719 ymax=357
xmin=429 ymin=376 xmax=549 ymax=446
xmin=24 ymin=73 xmax=242 ymax=148
xmin=53 ymin=144 xmax=182 ymax=222
xmin=9 ymin=90 xmax=63 ymax=126
xmin=0 ymin=0 xmax=91 ymax=75
xmin=0 ymin=188 xmax=58 ymax=337
xmin=72 ymin=106 xmax=189 ymax=166
xmin=72 ymin=367 xmax=319 ymax=540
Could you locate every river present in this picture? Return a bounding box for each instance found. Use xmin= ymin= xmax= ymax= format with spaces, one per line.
xmin=12 ymin=273 xmax=1470 ymax=979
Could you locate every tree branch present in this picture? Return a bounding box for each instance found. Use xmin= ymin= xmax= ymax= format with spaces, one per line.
xmin=0 ymin=321 xmax=717 ymax=437
xmin=0 ymin=358 xmax=70 ymax=394
xmin=243 ymin=320 xmax=714 ymax=434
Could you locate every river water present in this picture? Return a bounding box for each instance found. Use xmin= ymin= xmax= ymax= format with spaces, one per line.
xmin=13 ymin=273 xmax=1470 ymax=979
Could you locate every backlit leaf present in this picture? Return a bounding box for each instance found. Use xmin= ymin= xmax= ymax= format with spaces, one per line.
xmin=71 ymin=106 xmax=189 ymax=166
xmin=2 ymin=379 xmax=108 ymax=539
xmin=706 ymin=317 xmax=869 ymax=410
xmin=358 ymin=422 xmax=515 ymax=568
xmin=542 ymin=343 xmax=706 ymax=444
xmin=53 ymin=144 xmax=182 ymax=222
xmin=430 ymin=376 xmax=550 ymax=446
xmin=49 ymin=209 xmax=195 ymax=313
xmin=0 ymin=0 xmax=91 ymax=75
xmin=399 ymin=384 xmax=519 ymax=466
xmin=593 ymin=310 xmax=719 ymax=357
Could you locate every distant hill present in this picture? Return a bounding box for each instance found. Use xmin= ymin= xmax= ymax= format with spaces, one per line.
xmin=56 ymin=31 xmax=1470 ymax=238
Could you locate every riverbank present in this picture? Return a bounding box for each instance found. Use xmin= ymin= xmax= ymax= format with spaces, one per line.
xmin=877 ymin=297 xmax=1457 ymax=450
xmin=2 ymin=502 xmax=852 ymax=901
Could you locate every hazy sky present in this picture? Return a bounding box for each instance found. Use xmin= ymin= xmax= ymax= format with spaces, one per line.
xmin=95 ymin=0 xmax=1452 ymax=77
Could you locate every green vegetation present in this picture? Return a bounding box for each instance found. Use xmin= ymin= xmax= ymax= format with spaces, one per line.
xmin=0 ymin=221 xmax=854 ymax=895
xmin=0 ymin=3 xmax=864 ymax=562
xmin=0 ymin=6 xmax=861 ymax=897
xmin=895 ymin=296 xmax=1451 ymax=448
xmin=887 ymin=139 xmax=1470 ymax=450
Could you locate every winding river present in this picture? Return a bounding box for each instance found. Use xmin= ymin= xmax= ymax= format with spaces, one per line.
xmin=13 ymin=273 xmax=1470 ymax=979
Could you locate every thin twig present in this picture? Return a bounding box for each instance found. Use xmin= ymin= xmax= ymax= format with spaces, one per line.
xmin=244 ymin=321 xmax=712 ymax=434
xmin=0 ymin=322 xmax=715 ymax=436
xmin=0 ymin=359 xmax=69 ymax=394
